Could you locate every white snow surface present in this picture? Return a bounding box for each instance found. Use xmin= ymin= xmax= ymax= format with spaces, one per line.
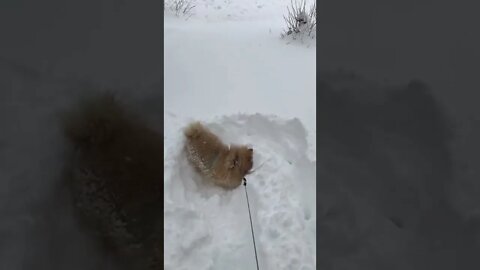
xmin=0 ymin=0 xmax=315 ymax=269
xmin=164 ymin=1 xmax=316 ymax=270
xmin=164 ymin=115 xmax=316 ymax=270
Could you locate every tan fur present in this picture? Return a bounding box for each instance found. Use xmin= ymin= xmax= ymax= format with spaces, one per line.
xmin=62 ymin=93 xmax=162 ymax=269
xmin=184 ymin=122 xmax=253 ymax=189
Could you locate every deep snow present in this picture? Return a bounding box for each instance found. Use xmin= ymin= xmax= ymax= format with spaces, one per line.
xmin=1 ymin=0 xmax=316 ymax=269
xmin=164 ymin=115 xmax=316 ymax=270
xmin=164 ymin=0 xmax=316 ymax=269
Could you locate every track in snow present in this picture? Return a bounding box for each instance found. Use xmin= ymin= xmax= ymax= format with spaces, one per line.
xmin=164 ymin=113 xmax=316 ymax=270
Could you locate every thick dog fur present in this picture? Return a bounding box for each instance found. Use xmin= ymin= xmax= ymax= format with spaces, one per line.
xmin=184 ymin=122 xmax=253 ymax=189
xmin=62 ymin=94 xmax=163 ymax=269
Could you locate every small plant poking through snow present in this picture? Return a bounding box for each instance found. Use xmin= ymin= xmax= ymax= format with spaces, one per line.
xmin=281 ymin=0 xmax=316 ymax=40
xmin=166 ymin=0 xmax=195 ymax=18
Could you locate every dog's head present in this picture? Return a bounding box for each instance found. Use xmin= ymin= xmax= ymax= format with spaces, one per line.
xmin=228 ymin=146 xmax=254 ymax=177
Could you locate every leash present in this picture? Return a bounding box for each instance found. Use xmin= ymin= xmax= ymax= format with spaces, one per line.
xmin=248 ymin=157 xmax=271 ymax=175
xmin=243 ymin=177 xmax=260 ymax=270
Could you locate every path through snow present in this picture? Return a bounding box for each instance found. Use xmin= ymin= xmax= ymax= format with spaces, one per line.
xmin=164 ymin=114 xmax=316 ymax=270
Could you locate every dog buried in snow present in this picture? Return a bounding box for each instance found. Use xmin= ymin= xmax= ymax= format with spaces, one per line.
xmin=62 ymin=94 xmax=162 ymax=269
xmin=183 ymin=122 xmax=254 ymax=189
xmin=61 ymin=94 xmax=252 ymax=267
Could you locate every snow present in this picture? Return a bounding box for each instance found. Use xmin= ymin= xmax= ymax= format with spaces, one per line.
xmin=164 ymin=115 xmax=315 ymax=270
xmin=0 ymin=0 xmax=315 ymax=269
xmin=164 ymin=1 xmax=316 ymax=269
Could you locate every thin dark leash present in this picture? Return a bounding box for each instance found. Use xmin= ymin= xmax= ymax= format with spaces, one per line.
xmin=243 ymin=177 xmax=260 ymax=270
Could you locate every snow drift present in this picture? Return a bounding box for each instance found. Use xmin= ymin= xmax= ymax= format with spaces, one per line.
xmin=164 ymin=113 xmax=316 ymax=270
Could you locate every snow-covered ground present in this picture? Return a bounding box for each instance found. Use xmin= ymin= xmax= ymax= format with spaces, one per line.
xmin=0 ymin=0 xmax=315 ymax=268
xmin=164 ymin=115 xmax=315 ymax=270
xmin=164 ymin=0 xmax=316 ymax=269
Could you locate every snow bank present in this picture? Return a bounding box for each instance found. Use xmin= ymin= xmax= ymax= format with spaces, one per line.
xmin=164 ymin=113 xmax=315 ymax=270
xmin=164 ymin=1 xmax=316 ymax=268
xmin=164 ymin=16 xmax=316 ymax=161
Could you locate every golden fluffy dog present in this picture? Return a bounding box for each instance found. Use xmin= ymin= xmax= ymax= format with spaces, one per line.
xmin=62 ymin=93 xmax=162 ymax=269
xmin=184 ymin=122 xmax=253 ymax=189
